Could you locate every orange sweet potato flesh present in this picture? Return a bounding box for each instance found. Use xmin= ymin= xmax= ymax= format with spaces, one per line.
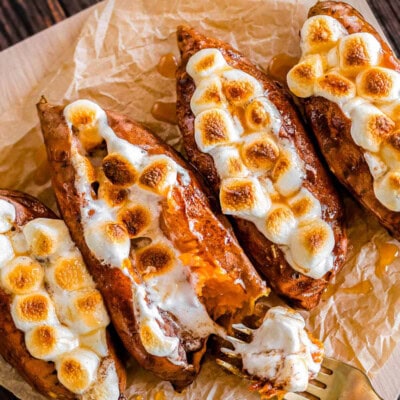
xmin=176 ymin=25 xmax=347 ymax=310
xmin=37 ymin=99 xmax=266 ymax=389
xmin=303 ymin=1 xmax=400 ymax=240
xmin=0 ymin=190 xmax=126 ymax=399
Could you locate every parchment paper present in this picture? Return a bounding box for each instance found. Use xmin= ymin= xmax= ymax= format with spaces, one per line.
xmin=0 ymin=0 xmax=399 ymax=398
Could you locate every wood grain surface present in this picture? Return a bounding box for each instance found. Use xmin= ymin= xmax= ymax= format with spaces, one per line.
xmin=0 ymin=1 xmax=399 ymax=400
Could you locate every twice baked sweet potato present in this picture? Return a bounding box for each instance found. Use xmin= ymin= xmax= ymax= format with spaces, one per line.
xmin=287 ymin=1 xmax=400 ymax=239
xmin=0 ymin=189 xmax=126 ymax=400
xmin=37 ymin=98 xmax=267 ymax=390
xmin=176 ymin=25 xmax=347 ymax=310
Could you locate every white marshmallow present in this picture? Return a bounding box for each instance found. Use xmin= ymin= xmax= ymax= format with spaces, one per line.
xmin=80 ymin=329 xmax=109 ymax=357
xmin=0 ymin=235 xmax=14 ymax=268
xmin=10 ymin=232 xmax=29 ymax=255
xmin=190 ymin=76 xmax=226 ymax=115
xmin=0 ymin=200 xmax=16 ymax=233
xmin=364 ymin=152 xmax=387 ymax=179
xmin=374 ymin=171 xmax=400 ymax=212
xmin=209 ymin=146 xmax=248 ymax=179
xmin=288 ymin=188 xmax=322 ymax=221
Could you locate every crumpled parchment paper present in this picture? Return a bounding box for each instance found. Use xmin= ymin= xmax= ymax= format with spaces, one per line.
xmin=0 ymin=0 xmax=398 ymax=398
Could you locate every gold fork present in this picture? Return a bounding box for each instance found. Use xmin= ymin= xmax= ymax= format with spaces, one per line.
xmin=216 ymin=324 xmax=383 ymax=400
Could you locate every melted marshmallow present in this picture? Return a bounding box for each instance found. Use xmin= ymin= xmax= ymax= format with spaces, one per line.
xmin=288 ymin=17 xmax=400 ymax=212
xmin=230 ymin=307 xmax=322 ymax=392
xmin=187 ymin=48 xmax=335 ymax=279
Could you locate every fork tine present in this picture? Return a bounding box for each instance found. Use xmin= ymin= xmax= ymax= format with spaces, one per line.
xmin=231 ymin=323 xmax=254 ymax=336
xmin=305 ymin=382 xmax=327 ymax=399
xmin=226 ymin=335 xmax=247 ymax=345
xmin=216 ymin=358 xmax=247 ymax=379
xmin=284 ymin=393 xmax=309 ymax=400
xmin=220 ymin=347 xmax=241 ymax=359
xmin=321 ymin=356 xmax=338 ymax=372
xmin=315 ymin=370 xmax=335 ymax=386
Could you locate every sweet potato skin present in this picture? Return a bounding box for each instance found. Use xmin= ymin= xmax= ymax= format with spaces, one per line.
xmin=37 ymin=100 xmax=266 ymax=389
xmin=176 ymin=25 xmax=347 ymax=310
xmin=303 ymin=1 xmax=400 ymax=240
xmin=0 ymin=189 xmax=127 ymax=400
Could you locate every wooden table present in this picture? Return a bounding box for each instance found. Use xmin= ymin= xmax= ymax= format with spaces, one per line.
xmin=0 ymin=1 xmax=399 ymax=399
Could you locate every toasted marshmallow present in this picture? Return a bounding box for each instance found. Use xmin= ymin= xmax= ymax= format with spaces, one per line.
xmin=102 ymin=152 xmax=138 ymax=187
xmin=11 ymin=292 xmax=58 ymax=331
xmin=186 ymin=48 xmax=228 ymax=84
xmin=263 ymin=205 xmax=297 ymax=245
xmin=194 ymin=109 xmax=239 ymax=152
xmin=290 ymin=219 xmax=335 ymax=276
xmin=57 ymin=289 xmax=109 ymax=335
xmin=23 ymin=219 xmax=71 ymax=258
xmin=139 ymin=317 xmax=180 ymax=358
xmin=364 ymin=152 xmax=387 ymax=179
xmin=338 ymin=32 xmax=382 ymax=76
xmin=138 ymin=156 xmax=178 ymax=195
xmin=1 ymin=256 xmax=44 ymax=295
xmin=220 ymin=177 xmax=271 ymax=218
xmin=287 ymin=55 xmax=324 ymax=98
xmin=374 ymin=171 xmax=400 ymax=211
xmin=0 ymin=200 xmax=15 ymax=233
xmin=221 ymin=69 xmax=263 ymax=105
xmin=356 ymin=67 xmax=400 ymax=102
xmin=209 ymin=146 xmax=248 ymax=179
xmin=231 ymin=306 xmax=322 ymax=392
xmin=136 ymin=243 xmax=175 ymax=278
xmin=0 ymin=235 xmax=14 ymax=268
xmin=272 ymin=147 xmax=304 ymax=197
xmin=47 ymin=254 xmax=94 ymax=292
xmin=241 ymin=133 xmax=280 ymax=171
xmin=288 ymin=188 xmax=322 ymax=221
xmin=56 ymin=348 xmax=100 ymax=394
xmin=85 ymin=220 xmax=130 ymax=267
xmin=381 ymin=133 xmax=400 ymax=169
xmin=300 ymin=15 xmax=347 ymax=54
xmin=379 ymin=100 xmax=400 ymax=123
xmin=64 ymin=99 xmax=104 ymax=151
xmin=244 ymin=97 xmax=282 ymax=133
xmin=341 ymin=96 xmax=368 ymax=117
xmin=118 ymin=204 xmax=151 ymax=238
xmin=25 ymin=325 xmax=79 ymax=361
xmin=350 ymin=103 xmax=395 ymax=152
xmin=315 ymin=72 xmax=356 ymax=104
xmin=190 ymin=76 xmax=226 ymax=115
xmin=80 ymin=329 xmax=108 ymax=357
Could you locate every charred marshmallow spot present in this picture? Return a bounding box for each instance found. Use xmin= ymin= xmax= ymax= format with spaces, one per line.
xmin=221 ymin=69 xmax=263 ymax=105
xmin=0 ymin=235 xmax=14 ymax=267
xmin=103 ymin=153 xmax=138 ymax=187
xmin=1 ymin=256 xmax=44 ymax=295
xmin=186 ymin=48 xmax=228 ymax=84
xmin=118 ymin=205 xmax=151 ymax=238
xmin=219 ymin=178 xmax=270 ymax=218
xmin=287 ymin=54 xmax=324 ymax=98
xmin=11 ymin=292 xmax=58 ymax=331
xmin=300 ymin=15 xmax=347 ymax=54
xmin=241 ymin=133 xmax=280 ymax=171
xmin=23 ymin=219 xmax=71 ymax=258
xmin=209 ymin=146 xmax=248 ymax=179
xmin=231 ymin=306 xmax=322 ymax=393
xmin=190 ymin=76 xmax=226 ymax=115
xmin=244 ymin=97 xmax=282 ymax=133
xmin=25 ymin=325 xmax=78 ymax=362
xmin=338 ymin=32 xmax=382 ymax=76
xmin=356 ymin=67 xmax=400 ymax=102
xmin=138 ymin=156 xmax=178 ymax=195
xmin=263 ymin=205 xmax=297 ymax=245
xmin=290 ymin=220 xmax=335 ymax=278
xmin=350 ymin=103 xmax=394 ymax=152
xmin=0 ymin=199 xmax=16 ymax=233
xmin=195 ymin=109 xmax=239 ymax=152
xmin=136 ymin=244 xmax=175 ymax=278
xmin=314 ymin=71 xmax=356 ymax=104
xmin=374 ymin=171 xmax=400 ymax=211
xmin=56 ymin=349 xmax=100 ymax=394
